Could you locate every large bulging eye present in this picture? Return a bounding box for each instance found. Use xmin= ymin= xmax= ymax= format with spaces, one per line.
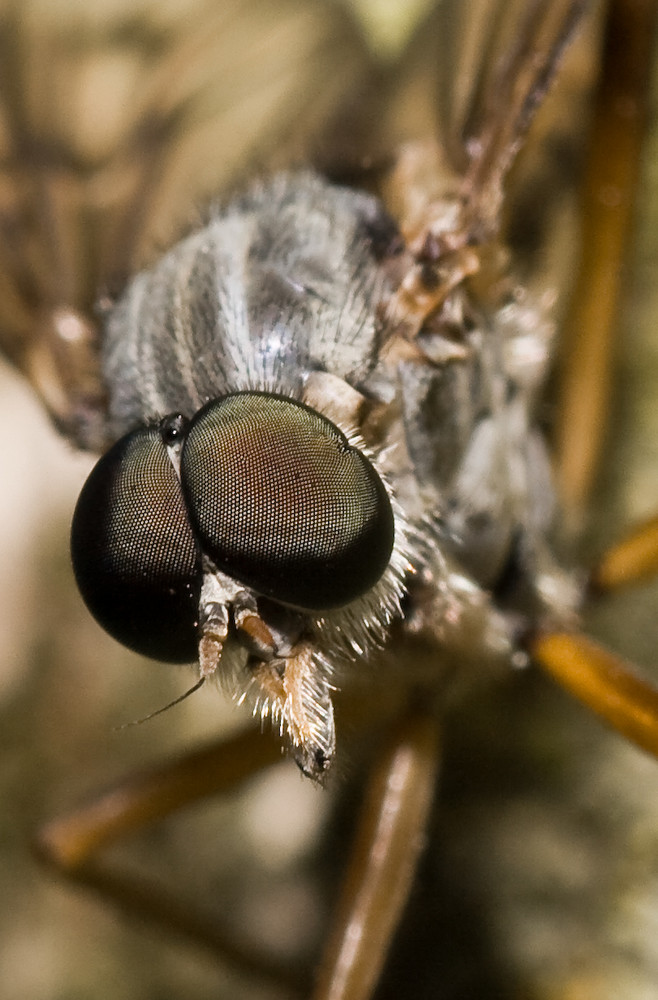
xmin=71 ymin=427 xmax=201 ymax=662
xmin=180 ymin=392 xmax=394 ymax=610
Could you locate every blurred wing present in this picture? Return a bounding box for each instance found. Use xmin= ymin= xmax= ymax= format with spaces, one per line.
xmin=0 ymin=0 xmax=377 ymax=446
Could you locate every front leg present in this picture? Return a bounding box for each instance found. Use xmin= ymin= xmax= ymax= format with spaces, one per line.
xmin=35 ymin=725 xmax=302 ymax=992
xmin=312 ymin=705 xmax=440 ymax=1000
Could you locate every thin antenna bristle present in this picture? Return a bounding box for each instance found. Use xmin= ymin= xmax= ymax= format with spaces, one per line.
xmin=113 ymin=677 xmax=206 ymax=730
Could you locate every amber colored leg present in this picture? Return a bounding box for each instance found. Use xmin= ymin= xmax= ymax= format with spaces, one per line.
xmin=311 ymin=707 xmax=440 ymax=1000
xmin=530 ymin=631 xmax=658 ymax=759
xmin=35 ymin=726 xmax=304 ymax=992
xmin=554 ymin=0 xmax=657 ymax=519
xmin=37 ymin=724 xmax=281 ymax=867
xmin=589 ymin=513 xmax=658 ymax=592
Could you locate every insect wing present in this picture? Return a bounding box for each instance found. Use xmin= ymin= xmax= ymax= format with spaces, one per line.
xmin=0 ymin=0 xmax=379 ymax=446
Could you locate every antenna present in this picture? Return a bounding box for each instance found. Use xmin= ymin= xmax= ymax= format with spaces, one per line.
xmin=113 ymin=677 xmax=206 ymax=730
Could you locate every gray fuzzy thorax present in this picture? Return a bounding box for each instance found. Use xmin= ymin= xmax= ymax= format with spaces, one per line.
xmin=103 ymin=173 xmax=388 ymax=434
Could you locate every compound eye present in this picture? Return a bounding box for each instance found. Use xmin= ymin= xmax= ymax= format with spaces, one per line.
xmin=71 ymin=425 xmax=201 ymax=662
xmin=180 ymin=392 xmax=394 ymax=610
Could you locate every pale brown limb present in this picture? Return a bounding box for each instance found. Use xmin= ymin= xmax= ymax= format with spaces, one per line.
xmin=555 ymin=0 xmax=658 ymax=519
xmin=34 ymin=725 xmax=303 ymax=992
xmin=590 ymin=513 xmax=658 ymax=592
xmin=463 ymin=0 xmax=586 ymax=236
xmin=37 ymin=724 xmax=281 ymax=868
xmin=311 ymin=706 xmax=440 ymax=1000
xmin=530 ymin=630 xmax=658 ymax=759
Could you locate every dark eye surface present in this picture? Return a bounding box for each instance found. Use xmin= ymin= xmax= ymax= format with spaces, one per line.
xmin=180 ymin=391 xmax=394 ymax=609
xmin=71 ymin=427 xmax=201 ymax=662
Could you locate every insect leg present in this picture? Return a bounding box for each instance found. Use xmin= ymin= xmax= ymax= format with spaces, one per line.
xmin=529 ymin=630 xmax=658 ymax=759
xmin=34 ymin=725 xmax=302 ymax=992
xmin=554 ymin=0 xmax=658 ymax=520
xmin=311 ymin=705 xmax=440 ymax=1000
xmin=589 ymin=513 xmax=658 ymax=592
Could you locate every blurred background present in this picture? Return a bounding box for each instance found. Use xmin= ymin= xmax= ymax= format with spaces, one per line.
xmin=1 ymin=2 xmax=658 ymax=998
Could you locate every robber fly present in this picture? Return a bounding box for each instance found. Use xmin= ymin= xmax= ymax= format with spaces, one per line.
xmin=2 ymin=1 xmax=658 ymax=998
